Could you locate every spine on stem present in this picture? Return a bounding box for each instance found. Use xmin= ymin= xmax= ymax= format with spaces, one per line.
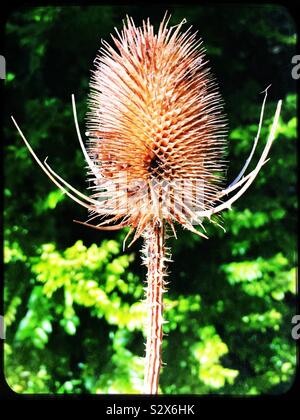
xmin=142 ymin=220 xmax=168 ymax=394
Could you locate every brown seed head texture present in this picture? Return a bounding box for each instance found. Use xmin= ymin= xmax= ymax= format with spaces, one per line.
xmin=10 ymin=11 xmax=282 ymax=395
xmin=86 ymin=15 xmax=227 ymax=242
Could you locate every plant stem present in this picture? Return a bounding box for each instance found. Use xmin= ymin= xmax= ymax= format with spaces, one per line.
xmin=143 ymin=220 xmax=166 ymax=394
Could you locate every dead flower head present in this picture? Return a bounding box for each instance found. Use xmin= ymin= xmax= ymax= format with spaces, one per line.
xmin=12 ymin=14 xmax=281 ymax=247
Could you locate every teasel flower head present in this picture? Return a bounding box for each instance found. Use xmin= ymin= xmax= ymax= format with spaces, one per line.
xmin=12 ymin=14 xmax=281 ymax=245
xmin=84 ymin=14 xmax=227 ymax=244
xmin=11 ymin=13 xmax=282 ymax=395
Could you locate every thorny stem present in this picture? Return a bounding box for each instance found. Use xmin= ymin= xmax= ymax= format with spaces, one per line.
xmin=143 ymin=220 xmax=167 ymax=394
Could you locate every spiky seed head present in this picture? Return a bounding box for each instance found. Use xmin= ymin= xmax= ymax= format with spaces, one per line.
xmin=86 ymin=14 xmax=227 ymax=241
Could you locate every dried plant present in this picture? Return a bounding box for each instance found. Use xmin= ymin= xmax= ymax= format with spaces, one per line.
xmin=11 ymin=13 xmax=282 ymax=394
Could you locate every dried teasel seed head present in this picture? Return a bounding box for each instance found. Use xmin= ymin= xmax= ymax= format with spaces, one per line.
xmin=86 ymin=14 xmax=227 ymax=242
xmin=11 ymin=12 xmax=281 ymax=245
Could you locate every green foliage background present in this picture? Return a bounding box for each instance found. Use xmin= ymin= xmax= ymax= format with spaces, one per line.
xmin=4 ymin=5 xmax=297 ymax=394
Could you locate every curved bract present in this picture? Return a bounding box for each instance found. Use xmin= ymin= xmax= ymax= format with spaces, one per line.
xmin=11 ymin=15 xmax=281 ymax=247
